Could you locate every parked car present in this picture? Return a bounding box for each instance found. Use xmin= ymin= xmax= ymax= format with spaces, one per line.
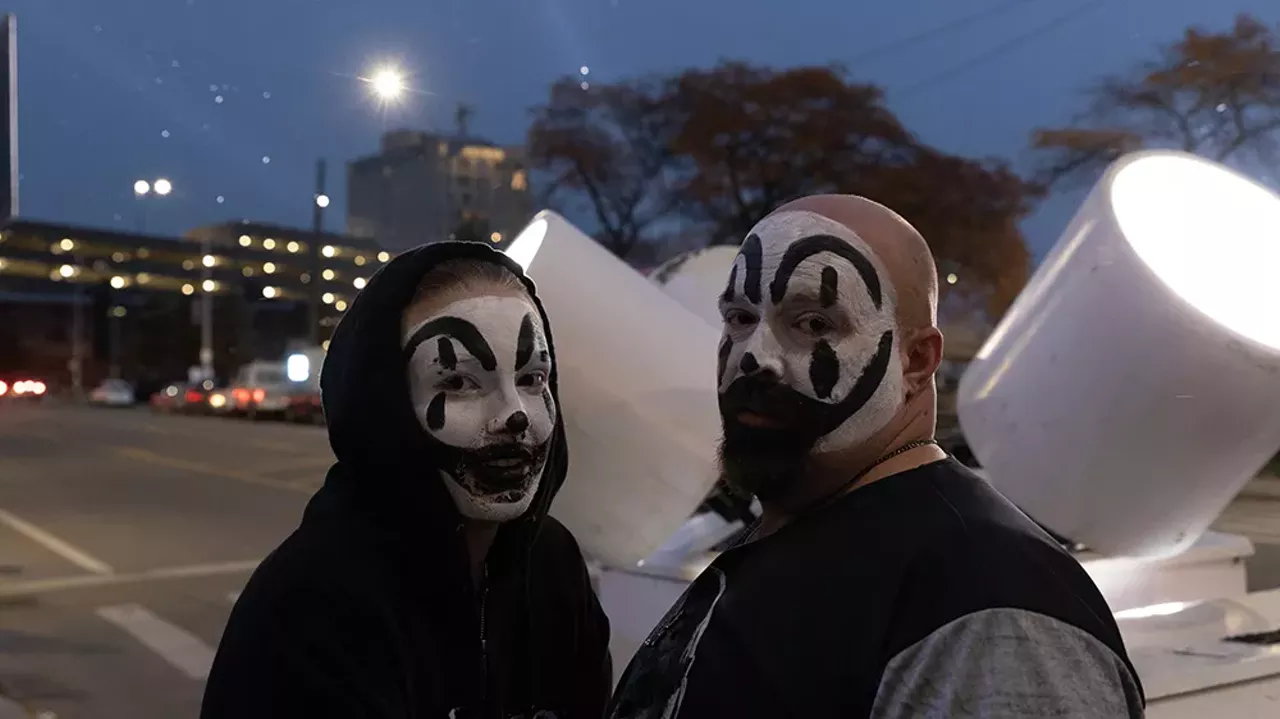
xmin=89 ymin=379 xmax=136 ymax=408
xmin=227 ymin=361 xmax=292 ymax=420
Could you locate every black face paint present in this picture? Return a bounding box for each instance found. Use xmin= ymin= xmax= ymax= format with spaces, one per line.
xmin=819 ymin=266 xmax=838 ymax=307
xmin=720 ymin=264 xmax=738 ymax=304
xmin=719 ymin=331 xmax=894 ymax=446
xmin=717 ymin=337 xmax=732 ymax=386
xmin=770 ymin=234 xmax=882 ymax=310
xmin=739 ymin=352 xmax=760 ymax=375
xmin=404 ymin=316 xmax=497 ymax=370
xmin=426 ymin=392 xmax=447 ymax=430
xmin=808 ymin=340 xmax=839 ymax=399
xmin=741 ymin=233 xmax=764 ymax=303
xmin=437 ymin=337 xmax=457 ymax=370
xmin=515 ymin=313 xmax=536 ymax=370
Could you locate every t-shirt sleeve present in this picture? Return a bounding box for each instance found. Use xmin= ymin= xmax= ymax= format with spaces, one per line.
xmin=870 ymin=607 xmax=1145 ymax=718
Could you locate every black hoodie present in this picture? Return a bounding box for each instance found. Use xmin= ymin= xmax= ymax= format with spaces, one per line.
xmin=201 ymin=242 xmax=612 ymax=719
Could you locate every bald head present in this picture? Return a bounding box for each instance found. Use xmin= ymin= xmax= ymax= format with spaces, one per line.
xmin=770 ymin=194 xmax=939 ymax=331
xmin=715 ymin=193 xmax=945 ymax=502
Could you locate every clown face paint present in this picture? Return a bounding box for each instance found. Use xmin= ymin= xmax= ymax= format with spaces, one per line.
xmin=403 ymin=295 xmax=557 ymax=522
xmin=716 ymin=210 xmax=904 ymax=497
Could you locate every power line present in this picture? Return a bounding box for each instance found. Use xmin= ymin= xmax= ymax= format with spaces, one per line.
xmin=846 ymin=0 xmax=1046 ymax=67
xmin=896 ymin=0 xmax=1109 ymax=98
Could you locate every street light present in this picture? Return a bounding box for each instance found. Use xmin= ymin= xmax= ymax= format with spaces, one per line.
xmin=315 ymin=194 xmax=330 ymax=208
xmin=133 ymin=180 xmax=150 ymax=196
xmin=133 ymin=177 xmax=172 ymax=232
xmin=154 ymin=178 xmax=172 ymax=196
xmin=369 ymin=66 xmax=405 ymax=102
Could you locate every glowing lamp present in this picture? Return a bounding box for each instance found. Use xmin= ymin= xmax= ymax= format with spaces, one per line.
xmin=505 ymin=211 xmax=723 ymax=566
xmin=286 ymin=353 xmax=310 ymax=383
xmin=958 ymin=151 xmax=1280 ymax=558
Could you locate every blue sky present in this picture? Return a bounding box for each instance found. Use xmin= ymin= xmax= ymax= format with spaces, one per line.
xmin=6 ymin=0 xmax=1277 ymax=259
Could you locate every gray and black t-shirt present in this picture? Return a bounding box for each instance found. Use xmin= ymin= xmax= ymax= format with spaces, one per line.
xmin=607 ymin=458 xmax=1145 ymax=718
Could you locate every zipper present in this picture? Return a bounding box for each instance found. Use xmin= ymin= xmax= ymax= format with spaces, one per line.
xmin=478 ymin=563 xmax=490 ymax=712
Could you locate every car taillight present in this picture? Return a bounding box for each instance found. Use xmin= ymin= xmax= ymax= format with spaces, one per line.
xmin=185 ymin=390 xmax=203 ymax=403
xmin=233 ymin=388 xmax=250 ymax=403
xmin=252 ymin=388 xmax=265 ymax=403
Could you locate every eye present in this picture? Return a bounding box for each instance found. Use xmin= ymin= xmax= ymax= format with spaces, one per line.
xmin=795 ymin=312 xmax=835 ymax=337
xmin=517 ymin=370 xmax=548 ymax=390
xmin=722 ymin=308 xmax=758 ymax=329
xmin=438 ymin=375 xmax=480 ymax=392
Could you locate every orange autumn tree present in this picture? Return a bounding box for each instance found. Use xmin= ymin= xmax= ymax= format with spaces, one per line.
xmin=1033 ymin=13 xmax=1280 ymax=189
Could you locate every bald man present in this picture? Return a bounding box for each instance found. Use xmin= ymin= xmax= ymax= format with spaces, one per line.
xmin=607 ymin=196 xmax=1145 ymax=718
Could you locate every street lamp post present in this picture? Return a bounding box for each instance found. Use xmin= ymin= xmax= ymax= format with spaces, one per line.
xmin=200 ymin=238 xmax=214 ymax=382
xmin=309 ymin=160 xmax=327 ymax=345
xmin=133 ymin=177 xmax=171 ymax=233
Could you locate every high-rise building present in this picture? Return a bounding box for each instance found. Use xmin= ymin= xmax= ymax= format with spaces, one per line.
xmin=346 ymin=129 xmax=534 ymax=252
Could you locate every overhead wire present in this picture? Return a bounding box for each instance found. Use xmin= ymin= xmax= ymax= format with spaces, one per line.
xmin=845 ymin=0 xmax=1047 ymax=67
xmin=895 ymin=0 xmax=1110 ymax=98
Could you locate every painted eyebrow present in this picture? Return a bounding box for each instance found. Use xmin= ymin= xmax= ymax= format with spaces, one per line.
xmin=769 ymin=234 xmax=882 ymax=310
xmin=403 ymin=316 xmax=497 ymax=370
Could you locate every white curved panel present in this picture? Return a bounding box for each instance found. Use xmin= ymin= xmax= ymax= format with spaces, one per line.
xmin=958 ymin=150 xmax=1280 ymax=559
xmin=506 ymin=212 xmax=723 ymax=567
xmin=649 ymin=246 xmax=739 ymax=327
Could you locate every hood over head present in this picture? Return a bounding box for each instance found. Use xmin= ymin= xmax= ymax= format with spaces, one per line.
xmin=316 ymin=241 xmax=569 ymax=548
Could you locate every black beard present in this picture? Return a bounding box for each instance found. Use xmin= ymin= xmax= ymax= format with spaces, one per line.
xmin=717 ymin=377 xmax=817 ymax=500
xmin=716 ymin=332 xmax=894 ymax=501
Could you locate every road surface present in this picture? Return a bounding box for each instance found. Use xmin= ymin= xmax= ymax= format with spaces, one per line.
xmin=0 ymin=402 xmax=326 ymax=718
xmin=0 ymin=403 xmax=1278 ymax=717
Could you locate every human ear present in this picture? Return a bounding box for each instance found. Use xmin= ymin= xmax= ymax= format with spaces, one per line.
xmin=901 ymin=326 xmax=944 ymax=397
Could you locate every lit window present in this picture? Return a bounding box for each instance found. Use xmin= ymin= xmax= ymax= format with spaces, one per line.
xmin=238 ymin=235 xmax=252 ymax=247
xmin=263 ymin=262 xmax=276 ymax=274
xmin=511 ymin=170 xmax=528 ymax=192
xmin=263 ymin=238 xmax=277 ymax=250
xmin=322 ymin=245 xmax=336 ymax=258
xmin=287 ymin=241 xmax=300 ymax=253
xmin=181 ymin=283 xmax=195 ymax=295
xmin=322 ymin=269 xmax=336 ymax=281
xmin=322 ymin=292 xmax=335 ymax=304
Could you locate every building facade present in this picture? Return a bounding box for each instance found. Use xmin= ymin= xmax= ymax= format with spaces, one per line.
xmin=346 ymin=129 xmax=534 ymax=252
xmin=0 ymin=219 xmax=392 ymax=390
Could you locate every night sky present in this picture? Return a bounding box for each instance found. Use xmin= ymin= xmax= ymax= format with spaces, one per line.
xmin=7 ymin=0 xmax=1278 ymax=259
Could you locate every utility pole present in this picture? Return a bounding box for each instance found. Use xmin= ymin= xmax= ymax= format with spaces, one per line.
xmin=69 ymin=267 xmax=84 ymax=397
xmin=308 ymin=159 xmax=326 ymax=345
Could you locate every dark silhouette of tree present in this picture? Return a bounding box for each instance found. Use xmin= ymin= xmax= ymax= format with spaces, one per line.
xmin=1033 ymin=14 xmax=1280 ymax=189
xmin=527 ymin=76 xmax=680 ymax=259
xmin=667 ymin=62 xmax=915 ymax=244
xmin=529 ymin=61 xmax=1042 ymax=316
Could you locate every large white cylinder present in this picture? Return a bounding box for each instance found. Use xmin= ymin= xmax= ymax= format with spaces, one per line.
xmin=958 ymin=150 xmax=1280 ymax=559
xmin=506 ymin=212 xmax=723 ymax=567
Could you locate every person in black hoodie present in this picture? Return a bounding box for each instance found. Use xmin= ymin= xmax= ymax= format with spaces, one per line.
xmin=202 ymin=241 xmax=612 ymax=719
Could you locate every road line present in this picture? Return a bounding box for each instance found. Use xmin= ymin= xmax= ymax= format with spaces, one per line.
xmin=96 ymin=603 xmax=216 ymax=679
xmin=0 ymin=559 xmax=261 ymax=598
xmin=0 ymin=507 xmax=114 ymax=575
xmin=114 ymin=446 xmax=310 ymax=493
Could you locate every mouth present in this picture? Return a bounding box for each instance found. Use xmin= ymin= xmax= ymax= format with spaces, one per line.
xmin=735 ymin=410 xmax=784 ymax=429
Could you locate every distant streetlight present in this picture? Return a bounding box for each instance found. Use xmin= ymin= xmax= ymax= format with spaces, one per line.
xmin=315 ymin=193 xmax=330 ymax=208
xmin=154 ymin=178 xmax=173 ymax=196
xmin=946 ymin=273 xmax=959 ymax=285
xmin=262 ymin=286 xmax=279 ymax=299
xmin=134 ymin=177 xmax=172 ymax=232
xmin=133 ymin=180 xmax=150 ymax=196
xmin=369 ymin=66 xmax=405 ymax=102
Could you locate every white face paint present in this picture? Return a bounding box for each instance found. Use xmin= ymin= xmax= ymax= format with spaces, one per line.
xmin=716 ymin=210 xmax=904 ymax=454
xmin=403 ymin=294 xmax=557 ymax=521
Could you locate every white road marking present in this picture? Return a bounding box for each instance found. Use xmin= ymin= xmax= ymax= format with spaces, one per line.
xmin=0 ymin=559 xmax=261 ymax=598
xmin=96 ymin=603 xmax=216 ymax=679
xmin=0 ymin=507 xmax=114 ymax=575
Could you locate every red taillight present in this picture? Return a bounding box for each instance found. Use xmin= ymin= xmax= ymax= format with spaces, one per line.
xmin=252 ymin=388 xmax=265 ymax=403
xmin=233 ymin=388 xmax=250 ymax=404
xmin=185 ymin=390 xmax=202 ymax=403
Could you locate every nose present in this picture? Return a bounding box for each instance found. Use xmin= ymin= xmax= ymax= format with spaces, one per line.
xmin=504 ymin=410 xmax=530 ymax=434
